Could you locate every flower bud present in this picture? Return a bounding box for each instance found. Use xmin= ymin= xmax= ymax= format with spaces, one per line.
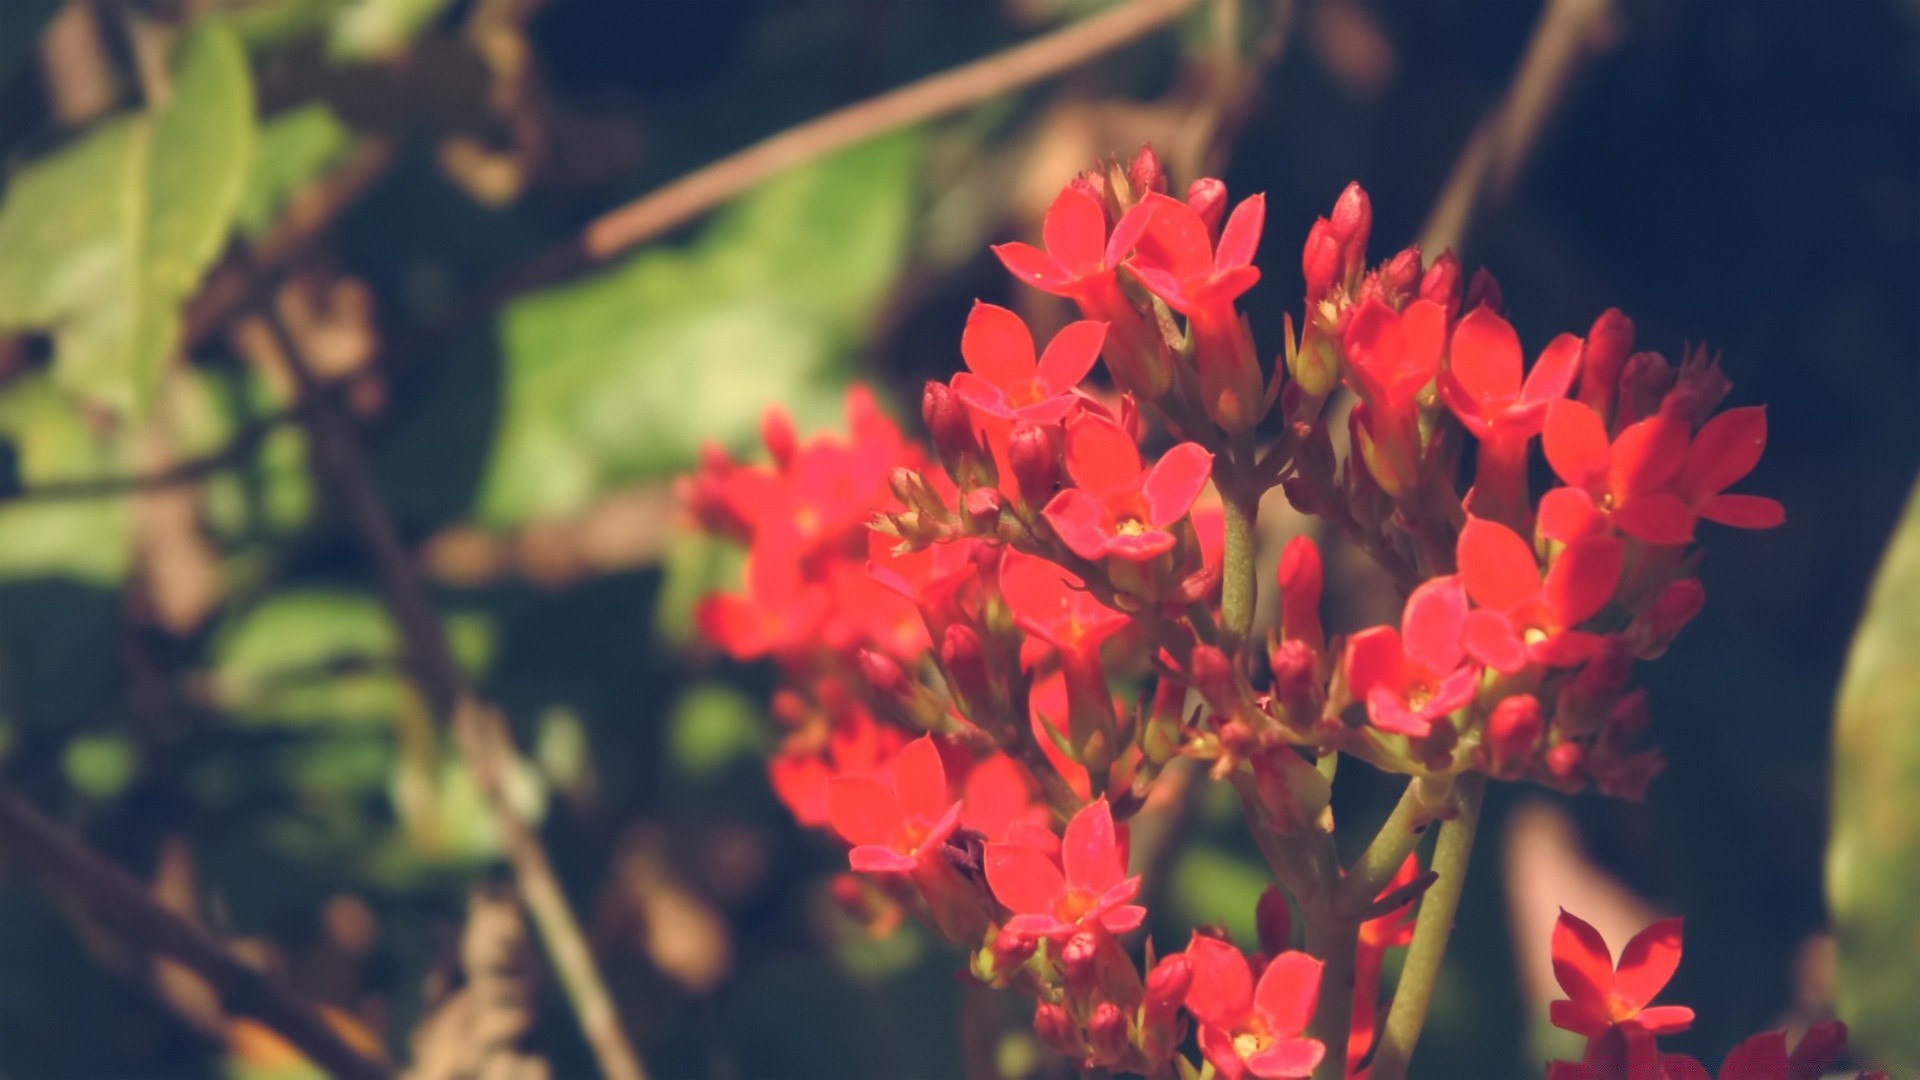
xmin=762 ymin=408 xmax=797 ymax=470
xmin=1142 ymin=677 xmax=1188 ymax=765
xmin=1061 ymin=929 xmax=1100 ymax=992
xmin=1129 ymin=144 xmax=1169 ymax=198
xmin=923 ymin=380 xmax=984 ymax=479
xmin=1069 ymin=172 xmax=1110 ymax=217
xmin=1603 ymin=689 xmax=1652 ymax=748
xmin=940 ymin=625 xmax=994 ymax=715
xmin=1289 ymin=320 xmax=1342 ymax=401
xmin=1485 ymin=694 xmax=1542 ymax=777
xmin=1302 ymin=219 xmax=1342 ymax=304
xmin=1615 ymin=351 xmax=1674 ymax=428
xmin=1466 ymin=266 xmax=1503 ymax=313
xmin=1276 ymin=536 xmax=1325 ymax=651
xmin=1545 ymin=741 xmax=1587 ymax=787
xmin=1378 ymin=245 xmax=1423 ymax=303
xmin=1118 ymin=392 xmax=1145 ymax=446
xmin=992 ymin=925 xmax=1037 ymax=967
xmin=1577 ymin=308 xmax=1634 ymax=420
xmin=1188 ymin=645 xmax=1239 ymax=715
xmin=1187 ymin=178 xmax=1228 ymax=239
xmin=1255 ymin=885 xmax=1293 ymax=956
xmin=857 ymin=648 xmax=916 ymax=712
xmin=1629 ymin=578 xmax=1704 ymax=659
xmin=1418 ymin=249 xmax=1462 ymax=315
xmin=1269 ymin=638 xmax=1319 ymax=723
xmin=1032 ymin=1002 xmax=1081 ymax=1058
xmin=1144 ymin=953 xmax=1193 ymax=1009
xmin=1329 ymin=182 xmax=1372 ymax=275
xmin=1086 ymin=1002 xmax=1130 ymax=1066
xmin=1007 ymin=421 xmax=1060 ymax=503
xmin=960 ymin=486 xmax=1004 ymax=536
xmin=1663 ymin=344 xmax=1732 ymax=427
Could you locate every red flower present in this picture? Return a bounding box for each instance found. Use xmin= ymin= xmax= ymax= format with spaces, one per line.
xmin=1549 ymin=910 xmax=1695 ymax=1044
xmin=993 ymin=186 xmax=1151 ymax=298
xmin=1042 ymin=412 xmax=1213 ymax=562
xmin=1455 ymin=516 xmax=1622 ymax=672
xmin=1439 ymin=306 xmax=1582 ymax=525
xmin=828 ymin=734 xmax=963 ymax=873
xmin=1350 ymin=854 xmax=1420 ymax=1075
xmin=1183 ymin=935 xmax=1326 ymax=1080
xmin=1543 ymin=401 xmax=1783 ymax=545
xmin=949 ymin=302 xmax=1106 ymax=424
xmin=1341 ymin=298 xmax=1449 ymax=494
xmin=999 ymin=549 xmax=1129 ymax=658
xmin=694 ymin=547 xmax=829 ymax=661
xmin=1343 ymin=576 xmax=1480 ymax=737
xmin=958 ymin=753 xmax=1048 ymax=843
xmin=1128 ymin=192 xmax=1265 ymax=316
xmin=983 ymin=798 xmax=1144 ymax=940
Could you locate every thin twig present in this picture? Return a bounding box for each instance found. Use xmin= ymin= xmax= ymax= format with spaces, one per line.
xmin=1417 ymin=0 xmax=1621 ymax=260
xmin=0 ymin=791 xmax=389 ymax=1079
xmin=582 ymin=0 xmax=1202 ymax=261
xmin=252 ymin=276 xmax=647 ymax=1080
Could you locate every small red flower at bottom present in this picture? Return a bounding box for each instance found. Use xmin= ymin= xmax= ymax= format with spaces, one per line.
xmin=1184 ymin=934 xmax=1326 ymax=1080
xmin=983 ymin=798 xmax=1143 ymax=940
xmin=828 ymin=735 xmax=963 ymax=873
xmin=1549 ymin=910 xmax=1695 ymax=1044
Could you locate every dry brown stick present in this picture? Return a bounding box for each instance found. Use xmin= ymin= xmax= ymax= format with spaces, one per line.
xmin=0 ymin=791 xmax=389 ymax=1079
xmin=1417 ymin=0 xmax=1621 ymax=259
xmin=252 ymin=281 xmax=646 ymax=1080
xmin=582 ymin=0 xmax=1202 ymax=260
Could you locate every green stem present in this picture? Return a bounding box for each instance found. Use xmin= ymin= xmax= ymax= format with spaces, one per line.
xmin=1220 ymin=482 xmax=1258 ymax=648
xmin=1367 ymin=773 xmax=1486 ymax=1080
xmin=1336 ymin=778 xmax=1439 ymax=915
xmin=1304 ymin=903 xmax=1358 ymax=1080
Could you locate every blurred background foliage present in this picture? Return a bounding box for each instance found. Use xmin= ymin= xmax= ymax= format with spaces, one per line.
xmin=0 ymin=0 xmax=1913 ymax=1077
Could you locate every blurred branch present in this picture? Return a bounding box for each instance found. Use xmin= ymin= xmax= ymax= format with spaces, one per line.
xmin=1417 ymin=0 xmax=1622 ymax=259
xmin=0 ymin=790 xmax=389 ymax=1080
xmin=251 ymin=271 xmax=648 ymax=1080
xmin=580 ymin=0 xmax=1203 ymax=261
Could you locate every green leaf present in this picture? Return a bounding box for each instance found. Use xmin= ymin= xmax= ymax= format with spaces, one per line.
xmin=1167 ymin=845 xmax=1269 ymax=948
xmin=1828 ymin=472 xmax=1920 ymax=1070
xmin=0 ymin=20 xmax=255 ymax=416
xmin=0 ymin=377 xmax=133 ymax=584
xmin=667 ymin=683 xmax=766 ymax=779
xmin=328 ymin=0 xmax=456 ymax=61
xmin=63 ymin=734 xmax=139 ymax=799
xmin=476 ymin=132 xmax=921 ymax=524
xmin=235 ymin=103 xmax=354 ymax=239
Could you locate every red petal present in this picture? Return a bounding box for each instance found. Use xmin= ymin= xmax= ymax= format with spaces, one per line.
xmin=1215 ymin=193 xmax=1266 ymax=270
xmin=1719 ymin=1031 xmax=1788 ymax=1080
xmin=1042 ymin=186 xmax=1108 ymax=276
xmin=1612 ymin=494 xmax=1696 ymax=546
xmin=1103 ymin=529 xmax=1177 ymax=562
xmin=1253 ymin=950 xmax=1323 ymax=1036
xmin=1042 ymin=488 xmax=1116 ymax=561
xmin=1106 ymin=201 xmax=1154 ymax=267
xmin=1548 ymin=998 xmax=1610 ymax=1040
xmin=1697 ymin=493 xmax=1784 ymax=529
xmin=848 ymin=845 xmax=918 ymax=873
xmin=1245 ymin=1037 xmax=1325 ymax=1080
xmin=1530 ymin=630 xmax=1611 ymax=667
xmin=1343 ymin=627 xmax=1405 ymax=701
xmin=1458 ymin=518 xmax=1541 ymax=613
xmin=828 ymin=777 xmax=901 ymax=847
xmin=1035 ymin=320 xmax=1108 ymax=395
xmin=1003 ymin=912 xmax=1071 ymax=939
xmin=1142 ymin=442 xmax=1214 ymax=526
xmin=983 ymin=842 xmax=1065 ymax=915
xmin=1198 ymin=1023 xmax=1251 ymax=1080
xmin=1448 ymin=306 xmax=1524 ymax=408
xmin=1609 ymin=414 xmax=1689 ymax=498
xmin=960 ymin=302 xmax=1036 ymax=387
xmin=1183 ymin=933 xmax=1255 ymax=1028
xmin=1368 ymin=689 xmax=1432 ymax=737
xmin=1063 ymin=411 xmax=1145 ymax=496
xmin=892 ymin=735 xmax=951 ymax=825
xmin=1464 ymin=609 xmax=1529 ymax=674
xmin=1521 ymin=333 xmax=1584 ymax=406
xmin=1438 ymin=370 xmax=1494 ymax=436
xmin=1679 ymin=406 xmax=1767 ymax=500
xmin=1402 ymin=575 xmax=1468 ymax=674
xmin=1551 ymin=909 xmax=1616 ymax=1009
xmin=949 ymin=371 xmax=1015 ymax=419
xmin=1543 ymin=400 xmax=1612 ymax=491
xmin=993 ymin=242 xmax=1076 ymax=294
xmin=1538 ymin=487 xmax=1605 ymax=543
xmin=1134 ymin=193 xmax=1214 ymax=280
xmin=1544 ymin=535 xmax=1623 ymax=627
xmin=1127 ymin=264 xmax=1193 ymax=313
xmin=1099 ymin=903 xmax=1147 ymax=935
xmin=1633 ymin=1005 xmax=1696 ymax=1037
xmin=1662 ymin=1055 xmax=1712 ymax=1080
xmin=1062 ymin=798 xmax=1126 ymax=893
xmin=1424 ymin=665 xmax=1481 ymax=719
xmin=1614 ymin=917 xmax=1684 ymax=1012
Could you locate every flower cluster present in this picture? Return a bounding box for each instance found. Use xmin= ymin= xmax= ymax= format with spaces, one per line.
xmin=679 ymin=147 xmax=1816 ymax=1077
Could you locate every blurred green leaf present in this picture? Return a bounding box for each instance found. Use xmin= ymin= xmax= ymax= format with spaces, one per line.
xmin=1166 ymin=845 xmax=1268 ymax=948
xmin=0 ymin=20 xmax=254 ymax=415
xmin=328 ymin=0 xmax=455 ymax=61
xmin=477 ymin=133 xmax=921 ymax=524
xmin=668 ymin=683 xmax=765 ymax=779
xmin=1828 ymin=472 xmax=1920 ymax=1070
xmin=210 ymin=590 xmax=492 ymax=726
xmin=0 ymin=377 xmax=132 ymax=584
xmin=235 ymin=103 xmax=354 ymax=239
xmin=63 ymin=734 xmax=138 ymax=799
